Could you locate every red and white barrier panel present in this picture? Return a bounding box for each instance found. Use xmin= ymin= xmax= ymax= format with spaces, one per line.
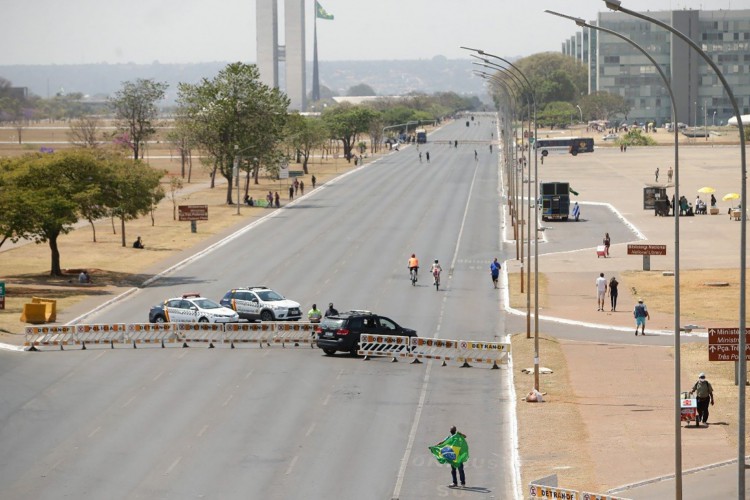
xmin=223 ymin=323 xmax=274 ymax=347
xmin=126 ymin=323 xmax=178 ymax=347
xmin=25 ymin=325 xmax=77 ymax=350
xmin=358 ymin=334 xmax=412 ymax=361
xmin=410 ymin=338 xmax=510 ymax=368
xmin=177 ymin=323 xmax=224 ymax=347
xmin=75 ymin=323 xmax=127 ymax=346
xmin=274 ymin=322 xmax=317 ymax=346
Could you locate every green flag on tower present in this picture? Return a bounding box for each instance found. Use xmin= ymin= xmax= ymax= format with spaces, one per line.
xmin=316 ymin=1 xmax=334 ymax=20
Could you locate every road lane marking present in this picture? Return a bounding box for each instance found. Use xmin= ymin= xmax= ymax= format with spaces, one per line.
xmin=222 ymin=395 xmax=234 ymax=407
xmin=336 ymin=368 xmax=344 ymax=380
xmin=322 ymin=394 xmax=331 ymax=406
xmin=197 ymin=425 xmax=209 ymax=438
xmin=305 ymin=422 xmax=316 ymax=437
xmin=94 ymin=351 xmax=106 ymax=361
xmin=164 ymin=456 xmax=182 ymax=475
xmin=153 ymin=370 xmax=165 ymax=382
xmin=285 ymin=455 xmax=299 ymax=475
xmin=245 ymin=370 xmax=254 ymax=379
xmin=88 ymin=426 xmax=101 ymax=438
xmin=121 ymin=395 xmax=137 ymax=408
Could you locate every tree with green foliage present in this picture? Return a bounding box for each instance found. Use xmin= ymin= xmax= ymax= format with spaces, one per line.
xmin=578 ymin=91 xmax=630 ymax=122
xmin=285 ymin=113 xmax=329 ymax=174
xmin=177 ymin=63 xmax=290 ymax=202
xmin=109 ymin=78 xmax=168 ymax=161
xmin=619 ymin=128 xmax=657 ymax=147
xmin=322 ymin=104 xmax=379 ymax=160
xmin=538 ymin=101 xmax=577 ymax=129
xmin=347 ymin=83 xmax=377 ymax=96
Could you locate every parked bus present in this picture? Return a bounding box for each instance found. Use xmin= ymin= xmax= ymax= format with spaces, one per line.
xmin=534 ymin=137 xmax=594 ymax=157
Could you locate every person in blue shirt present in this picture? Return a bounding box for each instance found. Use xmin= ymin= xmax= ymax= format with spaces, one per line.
xmin=490 ymin=258 xmax=501 ymax=289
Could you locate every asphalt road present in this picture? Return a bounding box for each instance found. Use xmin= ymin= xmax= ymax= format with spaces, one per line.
xmin=0 ymin=115 xmax=516 ymax=499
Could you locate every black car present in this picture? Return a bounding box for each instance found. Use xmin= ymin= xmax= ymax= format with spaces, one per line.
xmin=315 ymin=310 xmax=417 ymax=356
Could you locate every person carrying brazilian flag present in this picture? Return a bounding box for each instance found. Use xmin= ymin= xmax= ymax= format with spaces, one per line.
xmin=429 ymin=426 xmax=469 ymax=488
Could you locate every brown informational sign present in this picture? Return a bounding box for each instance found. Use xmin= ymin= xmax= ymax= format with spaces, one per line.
xmin=627 ymin=244 xmax=667 ymax=256
xmin=708 ymin=328 xmax=750 ymax=361
xmin=178 ymin=205 xmax=208 ymax=222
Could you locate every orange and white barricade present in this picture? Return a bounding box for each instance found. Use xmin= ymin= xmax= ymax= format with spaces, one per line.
xmin=75 ymin=323 xmax=127 ymax=347
xmin=25 ymin=325 xmax=77 ymax=350
xmin=410 ymin=337 xmax=461 ymax=364
xmin=177 ymin=323 xmax=224 ymax=347
xmin=274 ymin=322 xmax=316 ymax=347
xmin=126 ymin=323 xmax=178 ymax=347
xmin=223 ymin=323 xmax=274 ymax=347
xmin=358 ymin=334 xmax=412 ymax=361
xmin=455 ymin=340 xmax=510 ymax=368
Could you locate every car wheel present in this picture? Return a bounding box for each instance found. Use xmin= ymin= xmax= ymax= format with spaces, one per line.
xmin=323 ymin=348 xmax=336 ymax=356
xmin=260 ymin=310 xmax=274 ymax=322
xmin=153 ymin=315 xmax=166 ymax=323
xmin=198 ymin=317 xmax=209 ymax=323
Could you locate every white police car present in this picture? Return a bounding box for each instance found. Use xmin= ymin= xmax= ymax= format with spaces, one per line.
xmin=219 ymin=286 xmax=302 ymax=322
xmin=149 ymin=292 xmax=239 ymax=323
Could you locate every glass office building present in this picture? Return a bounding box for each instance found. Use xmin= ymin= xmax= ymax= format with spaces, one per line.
xmin=562 ymin=9 xmax=750 ymax=126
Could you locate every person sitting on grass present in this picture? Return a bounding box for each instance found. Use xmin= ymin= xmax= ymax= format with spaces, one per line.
xmin=133 ymin=236 xmax=145 ymax=249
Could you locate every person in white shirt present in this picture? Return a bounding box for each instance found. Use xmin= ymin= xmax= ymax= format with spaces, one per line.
xmin=595 ymin=272 xmax=608 ymax=311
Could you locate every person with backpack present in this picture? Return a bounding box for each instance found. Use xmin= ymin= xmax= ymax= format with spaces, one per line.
xmin=691 ymin=373 xmax=715 ymax=425
xmin=633 ymin=298 xmax=650 ymax=335
xmin=490 ymin=258 xmax=501 ymax=289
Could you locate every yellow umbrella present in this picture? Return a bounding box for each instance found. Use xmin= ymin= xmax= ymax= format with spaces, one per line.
xmin=697 ymin=186 xmax=715 ymax=194
xmin=723 ymin=193 xmax=741 ymax=202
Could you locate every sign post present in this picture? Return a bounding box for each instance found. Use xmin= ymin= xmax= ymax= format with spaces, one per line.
xmin=178 ymin=205 xmax=208 ymax=234
xmin=627 ymin=244 xmax=667 ymax=271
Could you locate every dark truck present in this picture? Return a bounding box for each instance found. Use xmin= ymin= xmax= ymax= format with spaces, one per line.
xmin=540 ymin=182 xmax=572 ymax=221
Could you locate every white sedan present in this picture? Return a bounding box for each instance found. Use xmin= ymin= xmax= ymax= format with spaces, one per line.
xmin=149 ymin=293 xmax=239 ymax=323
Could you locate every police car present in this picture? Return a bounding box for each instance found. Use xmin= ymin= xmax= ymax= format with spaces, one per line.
xmin=219 ymin=286 xmax=302 ymax=322
xmin=148 ymin=292 xmax=240 ymax=323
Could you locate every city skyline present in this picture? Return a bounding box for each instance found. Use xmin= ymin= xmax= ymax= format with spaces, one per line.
xmin=2 ymin=0 xmax=747 ymax=66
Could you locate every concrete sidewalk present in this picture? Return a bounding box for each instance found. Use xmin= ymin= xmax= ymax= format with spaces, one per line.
xmin=506 ymin=144 xmax=748 ymax=497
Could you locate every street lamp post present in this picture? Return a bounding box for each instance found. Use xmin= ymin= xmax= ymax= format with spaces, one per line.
xmin=465 ymin=45 xmax=542 ymax=390
xmin=576 ymin=104 xmax=583 ymax=123
xmin=604 ymin=2 xmax=747 ymax=497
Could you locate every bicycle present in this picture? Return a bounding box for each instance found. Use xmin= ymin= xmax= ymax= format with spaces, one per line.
xmin=433 ymin=270 xmax=440 ymax=291
xmin=410 ymin=267 xmax=418 ymax=286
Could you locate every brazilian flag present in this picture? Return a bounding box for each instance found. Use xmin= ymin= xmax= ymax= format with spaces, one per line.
xmin=316 ymin=1 xmax=334 ymax=20
xmin=429 ymin=433 xmax=469 ymax=467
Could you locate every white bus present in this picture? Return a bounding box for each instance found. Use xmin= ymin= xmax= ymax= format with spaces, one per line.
xmin=533 ymin=137 xmax=595 ymax=156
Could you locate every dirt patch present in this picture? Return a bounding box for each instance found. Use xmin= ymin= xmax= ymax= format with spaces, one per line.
xmin=511 ymin=332 xmax=596 ymax=491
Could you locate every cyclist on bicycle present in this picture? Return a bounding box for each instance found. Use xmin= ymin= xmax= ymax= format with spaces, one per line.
xmin=408 ymin=254 xmax=419 ymax=282
xmin=430 ymin=259 xmax=442 ymax=284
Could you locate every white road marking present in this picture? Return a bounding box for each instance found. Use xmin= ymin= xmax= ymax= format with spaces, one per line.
xmin=222 ymin=395 xmax=234 ymax=407
xmin=164 ymin=456 xmax=182 ymax=475
xmin=393 ymin=153 xmax=482 ymax=499
xmin=245 ymin=370 xmax=254 ymax=379
xmin=197 ymin=425 xmax=209 ymax=438
xmin=305 ymin=422 xmax=316 ymax=437
xmin=322 ymin=394 xmax=331 ymax=406
xmin=87 ymin=426 xmax=101 ymax=438
xmin=121 ymin=396 xmax=137 ymax=408
xmin=336 ymin=368 xmax=344 ymax=380
xmin=285 ymin=455 xmax=299 ymax=475
xmin=153 ymin=370 xmax=165 ymax=382
xmin=94 ymin=351 xmax=106 ymax=361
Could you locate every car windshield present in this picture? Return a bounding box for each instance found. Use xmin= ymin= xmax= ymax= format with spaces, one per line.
xmin=192 ymin=298 xmax=222 ymax=310
xmin=257 ymin=290 xmax=284 ymax=301
xmin=320 ymin=318 xmax=345 ymax=329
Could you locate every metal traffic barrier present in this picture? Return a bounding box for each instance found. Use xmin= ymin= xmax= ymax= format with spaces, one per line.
xmin=358 ymin=334 xmax=412 ymax=362
xmin=126 ymin=323 xmax=179 ymax=348
xmin=25 ymin=325 xmax=77 ymax=351
xmin=75 ymin=323 xmax=127 ymax=349
xmin=223 ymin=323 xmax=274 ymax=348
xmin=410 ymin=338 xmax=510 ymax=368
xmin=274 ymin=322 xmax=317 ymax=347
xmin=177 ymin=323 xmax=224 ymax=348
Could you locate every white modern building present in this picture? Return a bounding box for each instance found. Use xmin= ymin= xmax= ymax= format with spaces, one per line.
xmin=562 ymin=9 xmax=750 ymax=125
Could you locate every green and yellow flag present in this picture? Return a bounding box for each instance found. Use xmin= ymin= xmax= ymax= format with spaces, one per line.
xmin=429 ymin=433 xmax=469 ymax=467
xmin=316 ymin=1 xmax=334 ymax=20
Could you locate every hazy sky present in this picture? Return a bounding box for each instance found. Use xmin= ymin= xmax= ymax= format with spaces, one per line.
xmin=2 ymin=0 xmax=748 ymax=65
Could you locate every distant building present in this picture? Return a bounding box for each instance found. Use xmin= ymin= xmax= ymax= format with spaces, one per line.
xmin=562 ymin=8 xmax=750 ymax=125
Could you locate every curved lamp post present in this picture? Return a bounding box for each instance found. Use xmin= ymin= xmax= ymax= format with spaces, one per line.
xmin=464 ymin=46 xmax=543 ymax=391
xmin=604 ymin=2 xmax=747 ymax=497
xmin=547 ymin=10 xmax=685 ymax=496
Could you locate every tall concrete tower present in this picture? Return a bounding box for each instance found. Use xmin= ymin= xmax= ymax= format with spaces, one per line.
xmin=256 ymin=0 xmax=278 ymax=88
xmin=255 ymin=0 xmax=306 ymax=111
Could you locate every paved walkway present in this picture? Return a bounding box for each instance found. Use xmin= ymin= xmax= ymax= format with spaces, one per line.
xmin=504 ymin=143 xmax=749 ymax=497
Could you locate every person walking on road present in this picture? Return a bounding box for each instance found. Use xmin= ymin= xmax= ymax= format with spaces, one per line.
xmin=324 ymin=303 xmax=339 ymax=318
xmin=419 ymin=152 xmax=423 ymax=163
xmin=289 ymin=185 xmax=294 ymax=200
xmin=633 ymin=298 xmax=650 ymax=335
xmin=596 ymin=273 xmax=608 ymax=311
xmin=655 ymin=167 xmax=660 ymax=182
xmin=490 ymin=258 xmax=501 ymax=289
xmin=426 ymin=151 xmax=430 ymax=163
xmin=430 ymin=426 xmax=468 ymax=488
xmin=311 ymin=174 xmax=316 ymax=189
xmin=691 ymin=372 xmax=715 ymax=425
xmin=307 ymin=304 xmax=322 ymax=323
xmin=603 ymin=232 xmax=611 ymax=256
xmin=667 ymin=166 xmax=673 ymax=183
xmin=609 ymin=276 xmax=619 ymax=311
